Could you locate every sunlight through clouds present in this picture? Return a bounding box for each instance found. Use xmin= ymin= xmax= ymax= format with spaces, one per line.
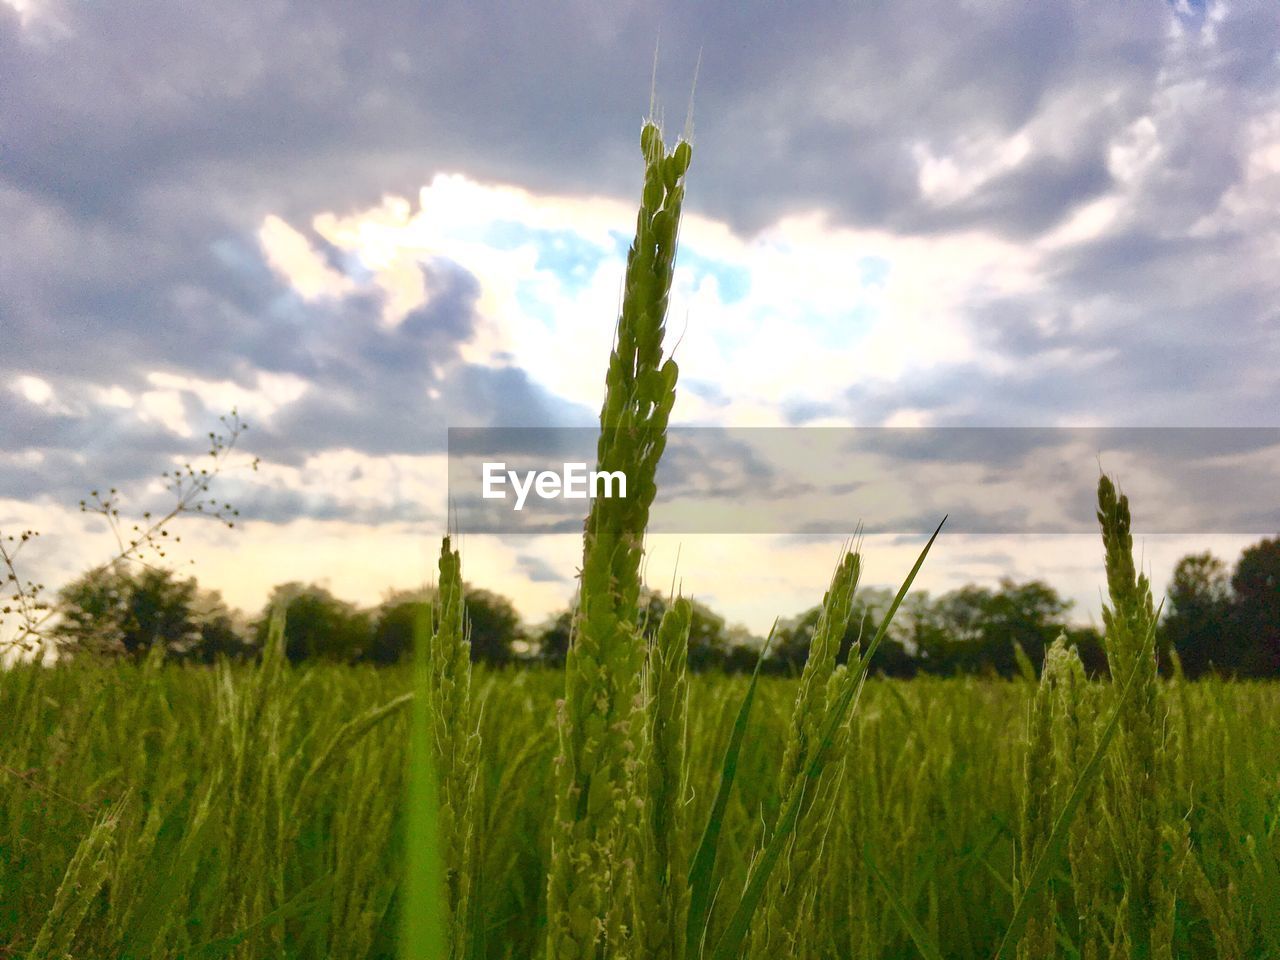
xmin=269 ymin=175 xmax=1046 ymax=433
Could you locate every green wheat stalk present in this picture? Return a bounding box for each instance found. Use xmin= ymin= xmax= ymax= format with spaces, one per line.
xmin=1094 ymin=474 xmax=1183 ymax=960
xmin=545 ymin=115 xmax=692 ymax=960
xmin=747 ymin=548 xmax=862 ymax=960
xmin=636 ymin=596 xmax=694 ymax=960
xmin=425 ymin=536 xmax=481 ymax=959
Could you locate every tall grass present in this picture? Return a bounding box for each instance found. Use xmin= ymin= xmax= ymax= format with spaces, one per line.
xmin=7 ymin=665 xmax=1280 ymax=957
xmin=544 ymin=115 xmax=692 ymax=960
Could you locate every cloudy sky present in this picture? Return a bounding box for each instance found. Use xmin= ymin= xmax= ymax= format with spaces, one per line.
xmin=3 ymin=0 xmax=1277 ymax=638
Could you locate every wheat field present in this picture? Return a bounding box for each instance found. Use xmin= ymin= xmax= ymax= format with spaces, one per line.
xmin=4 ymin=660 xmax=1280 ymax=958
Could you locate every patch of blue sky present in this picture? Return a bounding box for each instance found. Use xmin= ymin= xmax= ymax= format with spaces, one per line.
xmin=803 ymin=302 xmax=879 ymax=351
xmin=858 ymin=255 xmax=890 ymax=289
xmin=515 ymin=284 xmax=556 ymax=330
xmin=479 ymin=220 xmax=608 ymax=293
xmin=609 ymin=229 xmax=632 ymax=258
xmin=1166 ymin=0 xmax=1207 ymax=22
xmin=675 ymin=248 xmax=752 ymax=304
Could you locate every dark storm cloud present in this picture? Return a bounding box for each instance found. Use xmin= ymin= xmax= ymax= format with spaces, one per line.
xmin=0 ymin=0 xmax=670 ymax=516
xmin=7 ymin=1 xmax=1267 ymax=266
xmin=681 ymin=1 xmax=1165 ymax=238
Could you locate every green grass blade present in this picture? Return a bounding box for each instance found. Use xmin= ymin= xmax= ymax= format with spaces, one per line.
xmin=857 ymin=517 xmax=945 ymax=671
xmin=289 ymin=691 xmax=414 ymax=825
xmin=187 ymin=877 xmax=335 ymax=960
xmin=708 ymin=519 xmax=944 ymax=960
xmin=706 ymin=771 xmax=810 ymax=960
xmin=403 ymin=604 xmax=447 ymax=960
xmin=992 ymin=653 xmax=1146 ymax=960
xmin=860 ymin=843 xmax=946 ymax=960
xmin=686 ymin=621 xmax=776 ymax=957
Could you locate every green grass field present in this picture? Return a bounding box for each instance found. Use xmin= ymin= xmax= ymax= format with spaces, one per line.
xmin=4 ymin=663 xmax=1279 ymax=959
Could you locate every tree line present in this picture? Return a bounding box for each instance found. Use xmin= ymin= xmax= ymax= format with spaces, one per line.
xmin=47 ymin=536 xmax=1278 ymax=679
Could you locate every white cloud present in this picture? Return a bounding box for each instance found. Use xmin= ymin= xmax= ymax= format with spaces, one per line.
xmin=295 ymin=172 xmax=1048 ymax=430
xmin=258 ymin=214 xmax=355 ymax=302
xmin=246 ymin=449 xmax=449 ymax=521
xmin=912 ymin=131 xmax=1032 ymax=205
xmin=145 ymin=370 xmax=309 ymax=427
xmin=1037 ymin=195 xmax=1124 ymax=249
xmin=135 ymin=388 xmax=192 ymax=437
xmin=11 ymin=374 xmax=55 ymax=407
xmin=93 ymin=385 xmax=135 ymax=409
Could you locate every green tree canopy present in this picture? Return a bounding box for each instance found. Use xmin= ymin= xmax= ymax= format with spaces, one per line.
xmin=535 ymin=609 xmax=575 ymax=667
xmin=772 ymin=579 xmax=1079 ymax=679
xmin=255 ymin=583 xmax=371 ymax=663
xmin=772 ymin=586 xmax=916 ymax=677
xmin=638 ymin=588 xmax=732 ymax=672
xmin=536 ymin=589 xmax=739 ymax=671
xmin=459 ymin=586 xmax=522 ymax=665
xmin=911 ymin=579 xmax=1071 ymax=677
xmin=54 ymin=562 xmax=246 ymax=661
xmin=1230 ymin=536 xmax=1280 ymax=676
xmin=1160 ymin=551 xmax=1234 ymax=677
xmin=366 ymin=600 xmax=425 ymax=665
xmin=365 ymin=584 xmax=524 ymax=665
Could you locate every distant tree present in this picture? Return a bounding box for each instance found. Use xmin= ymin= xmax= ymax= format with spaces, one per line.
xmin=723 ymin=639 xmax=765 ymax=675
xmin=770 ymin=610 xmax=816 ymax=674
xmin=361 ymin=587 xmax=436 ymax=665
xmin=720 ymin=624 xmax=765 ymax=674
xmin=638 ymin=589 xmax=733 ymax=671
xmin=848 ymin=587 xmax=917 ymax=677
xmin=1160 ymin=552 xmax=1234 ymax=678
xmin=536 ymin=590 xmax=737 ymax=671
xmin=366 ymin=600 xmax=427 ymax=665
xmin=54 ymin=563 xmax=247 ymax=661
xmin=361 ymin=584 xmax=524 ymax=666
xmin=255 ymin=583 xmax=371 ymax=663
xmin=535 ymin=609 xmax=575 ymax=667
xmin=188 ymin=613 xmax=252 ymax=663
xmin=186 ymin=588 xmax=252 ymax=663
xmin=912 ymin=579 xmax=1071 ymax=678
xmin=461 ymin=586 xmax=522 ymax=666
xmin=1230 ymin=537 xmax=1280 ymax=677
xmin=770 ymin=586 xmax=916 ymax=677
